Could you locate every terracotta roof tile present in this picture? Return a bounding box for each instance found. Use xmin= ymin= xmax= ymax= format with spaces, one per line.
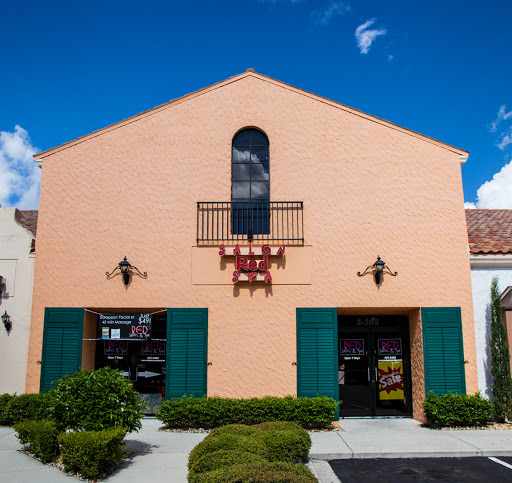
xmin=466 ymin=209 xmax=512 ymax=254
xmin=19 ymin=210 xmax=38 ymax=238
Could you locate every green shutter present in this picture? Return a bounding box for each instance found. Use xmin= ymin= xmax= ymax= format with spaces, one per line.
xmin=422 ymin=307 xmax=466 ymax=396
xmin=40 ymin=308 xmax=84 ymax=392
xmin=166 ymin=308 xmax=207 ymax=399
xmin=296 ymin=308 xmax=338 ymax=417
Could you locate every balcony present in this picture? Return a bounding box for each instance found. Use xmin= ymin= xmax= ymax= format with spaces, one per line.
xmin=196 ymin=201 xmax=304 ymax=245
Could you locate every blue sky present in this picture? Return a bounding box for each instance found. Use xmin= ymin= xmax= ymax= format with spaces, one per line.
xmin=1 ymin=0 xmax=512 ymax=209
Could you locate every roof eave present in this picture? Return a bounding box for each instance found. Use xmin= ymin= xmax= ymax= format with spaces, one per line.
xmin=32 ymin=70 xmax=470 ymax=162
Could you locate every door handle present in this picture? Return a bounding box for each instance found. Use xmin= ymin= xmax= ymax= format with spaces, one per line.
xmin=368 ymin=367 xmax=370 ymax=381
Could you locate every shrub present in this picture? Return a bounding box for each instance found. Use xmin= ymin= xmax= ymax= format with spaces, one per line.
xmin=157 ymin=395 xmax=338 ymax=428
xmin=489 ymin=276 xmax=512 ymax=422
xmin=423 ymin=392 xmax=493 ymax=427
xmin=257 ymin=428 xmax=311 ymax=463
xmin=58 ymin=428 xmax=127 ymax=480
xmin=188 ymin=433 xmax=268 ymax=470
xmin=3 ymin=393 xmax=50 ymax=425
xmin=254 ymin=421 xmax=310 ymax=441
xmin=191 ymin=462 xmax=317 ymax=483
xmin=48 ymin=367 xmax=146 ymax=432
xmin=208 ymin=424 xmax=262 ymax=439
xmin=0 ymin=393 xmax=16 ymax=426
xmin=14 ymin=420 xmax=60 ymax=463
xmin=189 ymin=450 xmax=268 ymax=479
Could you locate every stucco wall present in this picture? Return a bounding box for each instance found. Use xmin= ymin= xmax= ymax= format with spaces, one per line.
xmin=470 ymin=268 xmax=512 ymax=398
xmin=27 ymin=73 xmax=476 ymax=419
xmin=0 ymin=208 xmax=35 ymax=393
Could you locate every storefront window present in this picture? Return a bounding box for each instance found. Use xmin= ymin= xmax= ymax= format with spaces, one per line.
xmin=95 ymin=315 xmax=166 ymax=413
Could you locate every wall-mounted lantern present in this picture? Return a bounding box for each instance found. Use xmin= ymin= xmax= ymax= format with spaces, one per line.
xmin=357 ymin=256 xmax=397 ymax=285
xmin=1 ymin=311 xmax=11 ymax=333
xmin=106 ymin=256 xmax=147 ymax=286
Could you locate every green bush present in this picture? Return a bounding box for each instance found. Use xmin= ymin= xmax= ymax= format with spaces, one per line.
xmin=188 ymin=433 xmax=268 ymax=470
xmin=3 ymin=393 xmax=50 ymax=425
xmin=58 ymin=428 xmax=127 ymax=480
xmin=157 ymin=395 xmax=338 ymax=428
xmin=257 ymin=428 xmax=311 ymax=463
xmin=189 ymin=422 xmax=311 ymax=476
xmin=0 ymin=393 xmax=16 ymax=426
xmin=191 ymin=462 xmax=317 ymax=483
xmin=14 ymin=420 xmax=60 ymax=463
xmin=254 ymin=421 xmax=310 ymax=441
xmin=208 ymin=424 xmax=263 ymax=439
xmin=48 ymin=367 xmax=146 ymax=432
xmin=189 ymin=450 xmax=268 ymax=479
xmin=423 ymin=392 xmax=493 ymax=427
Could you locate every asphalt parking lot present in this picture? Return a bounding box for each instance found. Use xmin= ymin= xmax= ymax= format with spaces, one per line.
xmin=328 ymin=457 xmax=512 ymax=482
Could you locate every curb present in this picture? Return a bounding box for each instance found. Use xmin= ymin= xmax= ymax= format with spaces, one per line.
xmin=310 ymin=450 xmax=512 ymax=460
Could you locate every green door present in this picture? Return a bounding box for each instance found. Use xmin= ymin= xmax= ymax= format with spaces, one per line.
xmin=40 ymin=308 xmax=84 ymax=392
xmin=422 ymin=307 xmax=466 ymax=396
xmin=166 ymin=308 xmax=208 ymax=399
xmin=296 ymin=308 xmax=338 ymax=416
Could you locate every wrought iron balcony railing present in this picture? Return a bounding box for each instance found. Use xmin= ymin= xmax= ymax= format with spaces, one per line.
xmin=197 ymin=201 xmax=304 ymax=244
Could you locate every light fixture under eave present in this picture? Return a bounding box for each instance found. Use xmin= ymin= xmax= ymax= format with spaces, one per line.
xmin=106 ymin=256 xmax=147 ymax=286
xmin=1 ymin=311 xmax=11 ymax=333
xmin=357 ymin=256 xmax=398 ymax=285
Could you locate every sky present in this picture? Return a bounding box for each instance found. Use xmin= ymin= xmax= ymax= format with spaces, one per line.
xmin=1 ymin=0 xmax=512 ymax=210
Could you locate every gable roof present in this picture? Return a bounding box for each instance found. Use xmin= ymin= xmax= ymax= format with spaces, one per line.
xmin=34 ymin=70 xmax=469 ymax=161
xmin=466 ymin=209 xmax=512 ymax=255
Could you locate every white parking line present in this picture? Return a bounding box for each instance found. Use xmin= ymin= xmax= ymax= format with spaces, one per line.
xmin=489 ymin=457 xmax=512 ymax=470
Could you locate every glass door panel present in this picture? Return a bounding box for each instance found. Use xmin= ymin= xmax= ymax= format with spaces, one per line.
xmin=339 ymin=332 xmax=371 ymax=416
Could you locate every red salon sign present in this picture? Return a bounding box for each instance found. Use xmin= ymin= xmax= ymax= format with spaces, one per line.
xmin=219 ymin=243 xmax=285 ymax=283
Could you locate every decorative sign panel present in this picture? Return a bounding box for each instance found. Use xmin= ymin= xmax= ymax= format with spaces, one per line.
xmin=377 ymin=338 xmax=402 ymax=356
xmin=98 ymin=313 xmax=151 ymax=340
xmin=104 ymin=340 xmax=128 ymax=355
xmin=340 ymin=339 xmax=365 ymax=356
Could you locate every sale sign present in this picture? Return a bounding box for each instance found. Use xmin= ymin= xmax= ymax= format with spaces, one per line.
xmin=378 ymin=360 xmax=405 ymax=400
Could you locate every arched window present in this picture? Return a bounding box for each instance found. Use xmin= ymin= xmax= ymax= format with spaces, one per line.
xmin=231 ymin=128 xmax=270 ymax=237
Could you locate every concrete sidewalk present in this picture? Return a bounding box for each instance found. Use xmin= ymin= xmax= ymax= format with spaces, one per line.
xmin=2 ymin=418 xmax=512 ymax=482
xmin=310 ymin=418 xmax=512 ymax=460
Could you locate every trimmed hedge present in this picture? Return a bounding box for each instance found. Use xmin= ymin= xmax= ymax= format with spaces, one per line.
xmin=189 ymin=450 xmax=268 ymax=478
xmin=58 ymin=427 xmax=127 ymax=480
xmin=157 ymin=396 xmax=338 ymax=428
xmin=423 ymin=392 xmax=493 ymax=427
xmin=257 ymin=429 xmax=310 ymax=463
xmin=188 ymin=421 xmax=313 ymax=482
xmin=14 ymin=420 xmax=60 ymax=463
xmin=0 ymin=393 xmax=16 ymax=426
xmin=189 ymin=434 xmax=268 ymax=470
xmin=190 ymin=462 xmax=317 ymax=483
xmin=2 ymin=393 xmax=50 ymax=426
xmin=48 ymin=367 xmax=146 ymax=432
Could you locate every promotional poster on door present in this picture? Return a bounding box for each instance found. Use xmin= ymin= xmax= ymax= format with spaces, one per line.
xmin=378 ymin=360 xmax=404 ymax=400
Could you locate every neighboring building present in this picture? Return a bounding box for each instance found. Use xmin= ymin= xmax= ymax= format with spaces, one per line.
xmin=0 ymin=208 xmax=37 ymax=393
xmin=466 ymin=209 xmax=512 ymax=398
xmin=26 ymin=71 xmax=477 ymax=421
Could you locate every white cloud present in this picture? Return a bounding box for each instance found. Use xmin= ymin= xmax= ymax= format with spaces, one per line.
xmin=311 ymin=1 xmax=351 ymax=25
xmin=0 ymin=126 xmax=40 ymax=209
xmin=355 ymin=18 xmax=386 ymax=54
xmin=497 ymin=126 xmax=512 ymax=151
xmin=465 ymin=159 xmax=512 ymax=209
xmin=490 ymin=105 xmax=512 ymax=132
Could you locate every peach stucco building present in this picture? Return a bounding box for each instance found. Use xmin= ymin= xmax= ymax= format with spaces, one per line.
xmin=27 ymin=71 xmax=476 ymax=421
